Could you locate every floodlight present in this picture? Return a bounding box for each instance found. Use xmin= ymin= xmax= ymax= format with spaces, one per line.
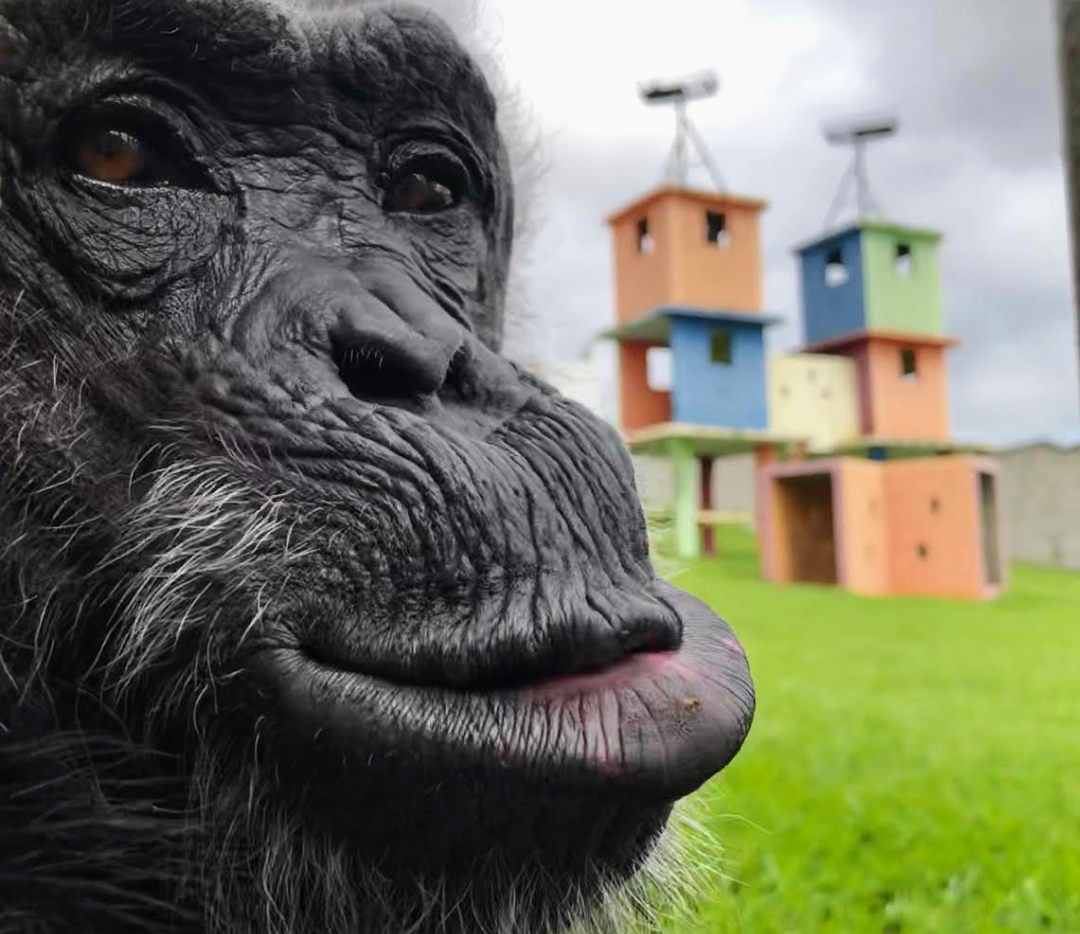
xmin=823 ymin=115 xmax=898 ymax=146
xmin=639 ymin=71 xmax=719 ymax=105
xmin=820 ymin=112 xmax=899 ymax=227
xmin=638 ymin=70 xmax=725 ymax=190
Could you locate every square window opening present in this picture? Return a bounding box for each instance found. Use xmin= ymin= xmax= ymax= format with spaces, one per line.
xmin=637 ymin=217 xmax=654 ymax=254
xmin=645 ymin=346 xmax=672 ymax=391
xmin=710 ymin=329 xmax=732 ymax=365
xmin=824 ymin=247 xmax=849 ymax=287
xmin=895 ymin=242 xmax=913 ymax=278
xmin=705 ymin=211 xmax=730 ymax=247
xmin=900 ymin=347 xmax=918 ymax=380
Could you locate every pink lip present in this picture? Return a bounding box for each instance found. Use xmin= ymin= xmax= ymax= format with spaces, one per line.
xmin=262 ymin=583 xmax=754 ymax=800
xmin=523 ymin=650 xmax=681 ymax=700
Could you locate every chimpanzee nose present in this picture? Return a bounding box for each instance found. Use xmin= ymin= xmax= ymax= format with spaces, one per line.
xmin=326 ymin=262 xmax=466 ymax=404
xmin=328 ymin=304 xmax=462 ymax=403
xmin=232 ymin=259 xmax=468 ymax=407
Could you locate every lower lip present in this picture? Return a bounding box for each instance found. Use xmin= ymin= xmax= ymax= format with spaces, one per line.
xmin=259 ymin=585 xmax=754 ymax=800
xmin=523 ymin=649 xmax=681 ymax=698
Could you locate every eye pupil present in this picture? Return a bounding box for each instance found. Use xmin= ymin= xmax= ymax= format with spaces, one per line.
xmin=72 ymin=126 xmax=148 ymax=185
xmin=387 ymin=167 xmax=459 ymax=214
xmin=96 ymin=130 xmax=129 ymax=157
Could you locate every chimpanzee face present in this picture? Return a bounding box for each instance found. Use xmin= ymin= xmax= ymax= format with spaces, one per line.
xmin=0 ymin=3 xmax=754 ymax=932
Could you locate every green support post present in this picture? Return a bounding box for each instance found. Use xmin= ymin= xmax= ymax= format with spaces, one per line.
xmin=669 ymin=438 xmax=700 ymax=559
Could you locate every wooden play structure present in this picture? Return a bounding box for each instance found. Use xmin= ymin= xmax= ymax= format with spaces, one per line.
xmin=603 ymin=186 xmax=804 ymax=559
xmin=602 ymin=187 xmax=1006 ymax=599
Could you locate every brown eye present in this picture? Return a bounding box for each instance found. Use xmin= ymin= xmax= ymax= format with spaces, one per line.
xmin=383 ymin=150 xmax=470 ymax=214
xmin=72 ymin=129 xmax=149 ymax=185
xmin=387 ymin=172 xmax=455 ymax=213
xmin=60 ymin=108 xmax=206 ymax=190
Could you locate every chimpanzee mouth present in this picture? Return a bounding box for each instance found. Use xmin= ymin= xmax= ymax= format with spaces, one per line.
xmin=295 ymin=605 xmax=681 ymax=693
xmin=299 ymin=640 xmax=671 ymax=693
xmin=255 ymin=582 xmax=755 ymax=802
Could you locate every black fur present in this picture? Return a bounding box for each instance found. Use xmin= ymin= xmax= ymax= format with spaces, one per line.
xmin=0 ymin=3 xmax=755 ymax=932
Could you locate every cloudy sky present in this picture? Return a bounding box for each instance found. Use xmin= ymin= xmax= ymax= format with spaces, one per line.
xmin=476 ymin=0 xmax=1079 ymax=447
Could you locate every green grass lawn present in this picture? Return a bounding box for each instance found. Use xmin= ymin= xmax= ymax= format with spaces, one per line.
xmin=667 ymin=526 xmax=1080 ymax=934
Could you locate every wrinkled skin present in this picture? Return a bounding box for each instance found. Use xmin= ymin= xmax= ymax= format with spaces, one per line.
xmin=0 ymin=2 xmax=755 ymax=933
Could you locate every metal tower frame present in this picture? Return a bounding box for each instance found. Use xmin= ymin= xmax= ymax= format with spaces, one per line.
xmin=640 ymin=71 xmax=726 ymax=191
xmin=822 ymin=115 xmax=898 ymax=229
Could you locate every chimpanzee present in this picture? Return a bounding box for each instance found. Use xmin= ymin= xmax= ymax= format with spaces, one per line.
xmin=0 ymin=2 xmax=755 ymax=932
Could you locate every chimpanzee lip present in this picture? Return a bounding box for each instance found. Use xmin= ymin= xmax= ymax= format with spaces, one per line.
xmin=255 ymin=582 xmax=755 ymax=802
xmin=299 ymin=641 xmax=662 ymax=692
xmin=295 ymin=613 xmax=679 ymax=693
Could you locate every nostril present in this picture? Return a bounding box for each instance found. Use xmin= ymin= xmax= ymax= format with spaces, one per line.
xmin=442 ymin=342 xmax=473 ymax=395
xmin=331 ymin=338 xmax=437 ymax=404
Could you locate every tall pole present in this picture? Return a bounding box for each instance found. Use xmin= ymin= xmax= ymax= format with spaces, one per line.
xmin=1056 ymin=0 xmax=1080 ymax=410
xmin=657 ymin=95 xmax=725 ymax=190
xmin=853 ymin=142 xmax=868 ymax=217
xmin=674 ymin=101 xmax=688 ymax=184
xmin=823 ymin=135 xmax=888 ymax=228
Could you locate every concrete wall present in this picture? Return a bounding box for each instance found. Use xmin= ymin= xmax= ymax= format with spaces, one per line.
xmin=768 ymin=353 xmax=860 ymax=451
xmin=799 ymin=223 xmax=945 ymax=345
xmin=610 ymin=197 xmax=678 ymax=325
xmin=824 ymin=337 xmax=951 ymax=440
xmin=760 ymin=455 xmax=1004 ymax=599
xmin=998 ymin=443 xmax=1080 ymax=569
xmin=610 ymin=190 xmax=765 ymax=324
xmin=861 ymin=226 xmax=944 ymax=335
xmin=863 ymin=339 xmax=951 ymax=440
xmin=880 ymin=456 xmax=999 ymax=599
xmin=836 ymin=458 xmax=889 ymax=596
xmin=665 ymin=195 xmax=763 ymax=313
xmin=618 ymin=342 xmax=672 ymax=432
xmin=798 ymin=228 xmax=866 ymax=345
xmin=669 ymin=315 xmax=768 ymax=429
xmin=633 ymin=453 xmax=756 ymax=520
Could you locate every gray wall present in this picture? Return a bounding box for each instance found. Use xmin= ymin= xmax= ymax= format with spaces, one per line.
xmin=998 ymin=443 xmax=1080 ymax=570
xmin=632 ymin=453 xmax=757 ymax=524
xmin=634 ymin=444 xmax=1080 ymax=572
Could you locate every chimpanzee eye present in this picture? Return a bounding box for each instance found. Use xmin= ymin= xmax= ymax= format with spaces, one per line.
xmin=71 ymin=128 xmax=151 ymax=185
xmin=387 ymin=172 xmax=454 ymax=213
xmin=384 ymin=151 xmax=469 ymax=214
xmin=60 ymin=109 xmax=202 ymax=189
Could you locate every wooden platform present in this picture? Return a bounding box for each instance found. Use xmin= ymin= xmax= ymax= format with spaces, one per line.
xmin=626 ymin=422 xmax=808 ymax=458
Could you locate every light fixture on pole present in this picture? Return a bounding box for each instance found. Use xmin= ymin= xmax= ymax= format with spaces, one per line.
xmin=822 ymin=114 xmax=897 ymax=228
xmin=639 ymin=70 xmax=725 ymax=191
